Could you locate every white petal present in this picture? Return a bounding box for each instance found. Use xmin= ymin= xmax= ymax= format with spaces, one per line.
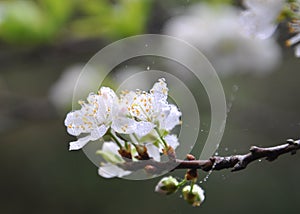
xmin=69 ymin=135 xmax=91 ymax=151
xmin=146 ymin=143 xmax=161 ymax=161
xmin=102 ymin=141 xmax=120 ymax=154
xmin=244 ymin=0 xmax=284 ymax=15
xmin=98 ymin=163 xmax=131 ymax=178
xmin=161 ymin=105 xmax=181 ymax=131
xmin=64 ymin=111 xmax=83 ymax=136
xmin=295 ymin=45 xmax=300 ymax=58
xmin=165 ymin=135 xmax=180 ymax=149
xmin=135 ymin=121 xmax=155 ymax=137
xmin=239 ymin=11 xmax=277 ymax=39
xmin=90 ymin=124 xmax=108 ymax=140
xmin=151 ymin=78 xmax=168 ymax=102
xmin=111 ymin=117 xmax=137 ymax=134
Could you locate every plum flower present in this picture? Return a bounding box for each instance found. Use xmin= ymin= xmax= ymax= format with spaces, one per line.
xmin=119 ymin=78 xmax=181 ymax=138
xmin=240 ymin=0 xmax=285 ymax=39
xmin=64 ymin=87 xmax=118 ymax=150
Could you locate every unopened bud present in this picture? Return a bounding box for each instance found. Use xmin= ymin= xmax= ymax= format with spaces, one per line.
xmin=155 ymin=176 xmax=179 ymax=195
xmin=182 ymin=184 xmax=205 ymax=207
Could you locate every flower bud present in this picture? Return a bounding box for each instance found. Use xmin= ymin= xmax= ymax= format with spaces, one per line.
xmin=155 ymin=176 xmax=179 ymax=195
xmin=182 ymin=184 xmax=205 ymax=207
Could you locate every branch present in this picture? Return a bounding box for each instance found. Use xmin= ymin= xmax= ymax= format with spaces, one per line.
xmin=120 ymin=139 xmax=300 ymax=174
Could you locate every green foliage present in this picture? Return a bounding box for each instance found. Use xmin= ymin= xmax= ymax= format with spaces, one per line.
xmin=0 ymin=0 xmax=151 ymax=45
xmin=0 ymin=0 xmax=72 ymax=44
xmin=72 ymin=0 xmax=151 ymax=39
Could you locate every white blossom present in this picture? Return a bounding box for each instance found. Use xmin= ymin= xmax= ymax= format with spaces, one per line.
xmin=164 ymin=3 xmax=281 ymax=75
xmin=119 ymin=78 xmax=181 ymax=137
xmin=240 ymin=0 xmax=285 ymax=39
xmin=49 ymin=64 xmax=103 ymax=111
xmin=65 ymin=87 xmax=118 ymax=150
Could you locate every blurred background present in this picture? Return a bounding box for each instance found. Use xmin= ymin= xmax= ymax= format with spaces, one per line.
xmin=1 ymin=0 xmax=300 ymax=213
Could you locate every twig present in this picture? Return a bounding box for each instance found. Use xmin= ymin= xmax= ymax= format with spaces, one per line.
xmin=120 ymin=139 xmax=300 ymax=174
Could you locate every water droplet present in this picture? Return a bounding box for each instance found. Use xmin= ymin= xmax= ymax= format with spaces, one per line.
xmin=215 ymin=152 xmax=218 ymax=156
xmin=147 ymin=66 xmax=150 ymax=71
xmin=232 ymin=84 xmax=239 ymax=92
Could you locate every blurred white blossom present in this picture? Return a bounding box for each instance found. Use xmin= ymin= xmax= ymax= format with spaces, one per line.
xmin=240 ymin=0 xmax=285 ymax=39
xmin=164 ymin=3 xmax=281 ymax=75
xmin=286 ymin=1 xmax=300 ymax=57
xmin=49 ymin=64 xmax=103 ymax=111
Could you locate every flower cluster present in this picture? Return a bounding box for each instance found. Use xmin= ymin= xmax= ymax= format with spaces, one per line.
xmin=64 ymin=78 xmax=181 ymax=178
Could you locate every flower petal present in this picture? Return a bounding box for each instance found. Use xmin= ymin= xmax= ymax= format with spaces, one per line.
xmin=64 ymin=111 xmax=84 ymax=136
xmin=146 ymin=143 xmax=161 ymax=161
xmin=102 ymin=141 xmax=120 ymax=154
xmin=90 ymin=124 xmax=108 ymax=140
xmin=135 ymin=121 xmax=155 ymax=137
xmin=111 ymin=117 xmax=137 ymax=134
xmin=160 ymin=104 xmax=181 ymax=131
xmin=165 ymin=135 xmax=180 ymax=149
xmin=98 ymin=163 xmax=132 ymax=178
xmin=69 ymin=135 xmax=91 ymax=151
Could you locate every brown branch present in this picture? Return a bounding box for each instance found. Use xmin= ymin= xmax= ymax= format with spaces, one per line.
xmin=120 ymin=139 xmax=300 ymax=174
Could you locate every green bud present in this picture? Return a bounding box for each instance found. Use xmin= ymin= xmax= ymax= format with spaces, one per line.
xmin=182 ymin=184 xmax=205 ymax=207
xmin=155 ymin=176 xmax=179 ymax=195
